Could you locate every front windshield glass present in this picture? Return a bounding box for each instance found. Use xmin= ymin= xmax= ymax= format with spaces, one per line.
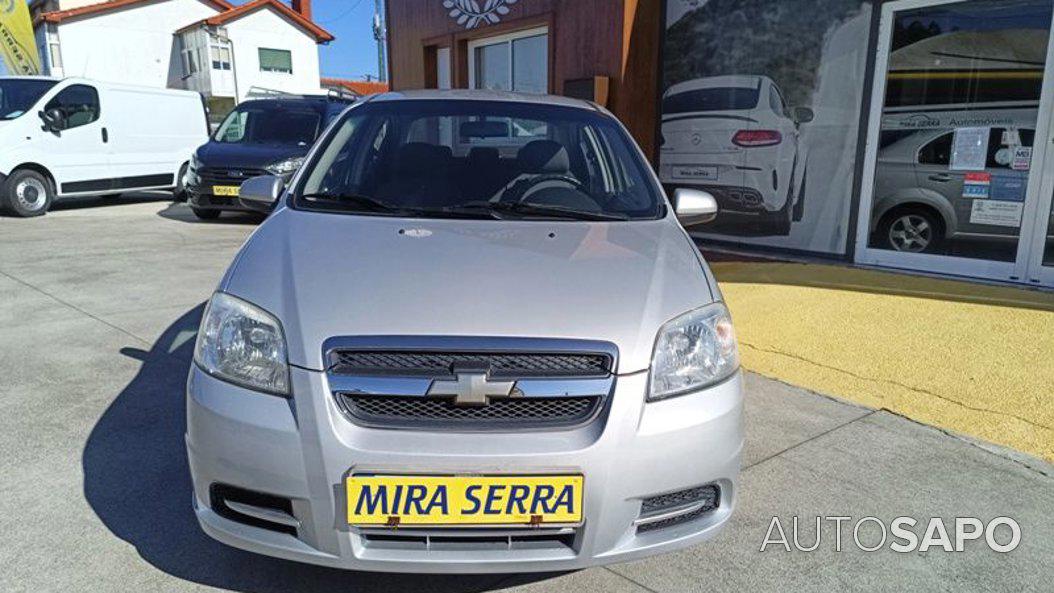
xmin=0 ymin=79 xmax=58 ymax=120
xmin=296 ymin=100 xmax=662 ymax=221
xmin=213 ymin=104 xmax=322 ymax=145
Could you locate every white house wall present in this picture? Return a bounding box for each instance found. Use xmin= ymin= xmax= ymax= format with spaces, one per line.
xmin=54 ymin=0 xmax=222 ymax=89
xmin=223 ymin=7 xmax=323 ymax=100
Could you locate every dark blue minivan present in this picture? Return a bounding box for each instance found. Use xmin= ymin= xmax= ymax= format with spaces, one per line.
xmin=185 ymin=95 xmax=353 ymax=219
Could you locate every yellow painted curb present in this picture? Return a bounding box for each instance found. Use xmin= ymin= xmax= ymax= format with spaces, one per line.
xmin=712 ymin=262 xmax=1054 ymax=463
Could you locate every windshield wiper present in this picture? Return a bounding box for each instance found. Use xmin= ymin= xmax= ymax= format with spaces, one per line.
xmin=458 ymin=201 xmax=629 ymax=221
xmin=300 ymin=192 xmax=407 ymax=214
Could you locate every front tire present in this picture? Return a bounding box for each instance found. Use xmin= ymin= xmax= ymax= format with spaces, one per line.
xmin=2 ymin=169 xmax=54 ymax=217
xmin=173 ymin=163 xmax=189 ymax=202
xmin=879 ymin=207 xmax=942 ymax=253
xmin=192 ymin=207 xmax=221 ymax=220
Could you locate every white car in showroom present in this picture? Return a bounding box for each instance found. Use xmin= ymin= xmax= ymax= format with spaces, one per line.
xmin=659 ymin=75 xmax=812 ymax=236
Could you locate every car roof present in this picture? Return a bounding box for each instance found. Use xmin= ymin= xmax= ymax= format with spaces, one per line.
xmin=367 ymin=89 xmax=599 ymax=112
xmin=239 ymin=97 xmax=343 ymax=109
xmin=0 ymin=75 xmax=62 ymax=82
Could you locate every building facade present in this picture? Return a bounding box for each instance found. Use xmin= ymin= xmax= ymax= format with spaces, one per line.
xmin=386 ymin=0 xmax=1054 ymax=289
xmin=31 ymin=0 xmax=333 ymax=117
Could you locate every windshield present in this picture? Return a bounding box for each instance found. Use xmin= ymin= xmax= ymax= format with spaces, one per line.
xmin=0 ymin=79 xmax=58 ymax=120
xmin=213 ymin=104 xmax=322 ymax=145
xmin=663 ymin=87 xmax=759 ymax=114
xmin=296 ymin=100 xmax=662 ymax=221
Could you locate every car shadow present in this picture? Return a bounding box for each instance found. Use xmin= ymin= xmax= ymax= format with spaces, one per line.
xmin=157 ymin=202 xmax=266 ymax=225
xmin=82 ymin=305 xmax=561 ymax=592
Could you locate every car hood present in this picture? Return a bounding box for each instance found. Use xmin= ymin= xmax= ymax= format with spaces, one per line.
xmin=221 ymin=207 xmax=716 ymax=374
xmin=196 ymin=141 xmax=310 ymax=170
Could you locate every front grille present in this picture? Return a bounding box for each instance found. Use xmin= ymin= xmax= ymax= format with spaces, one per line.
xmin=210 ymin=483 xmax=297 ymax=536
xmin=330 ymin=351 xmax=611 ymax=378
xmin=339 ymin=394 xmax=601 ymax=429
xmin=636 ymin=484 xmax=720 ymax=534
xmin=641 ymin=485 xmax=718 ymax=515
xmin=196 ymin=167 xmax=269 ymax=188
xmin=361 ymin=529 xmax=576 ymax=552
xmin=637 ymin=504 xmax=714 ymax=534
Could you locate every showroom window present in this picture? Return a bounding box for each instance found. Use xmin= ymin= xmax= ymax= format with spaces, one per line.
xmin=856 ymin=0 xmax=1054 ymax=285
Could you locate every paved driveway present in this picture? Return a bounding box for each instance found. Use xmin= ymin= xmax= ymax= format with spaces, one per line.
xmin=1 ymin=199 xmax=1052 ymax=593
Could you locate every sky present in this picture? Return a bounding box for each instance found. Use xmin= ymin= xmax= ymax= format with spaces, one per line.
xmin=309 ymin=0 xmax=385 ymax=81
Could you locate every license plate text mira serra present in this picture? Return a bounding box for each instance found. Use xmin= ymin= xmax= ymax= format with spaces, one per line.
xmin=346 ymin=475 xmax=583 ymax=526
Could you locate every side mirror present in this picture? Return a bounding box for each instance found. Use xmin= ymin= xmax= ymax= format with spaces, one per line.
xmin=673 ymin=188 xmax=718 ymax=226
xmin=792 ymin=106 xmax=814 ymax=125
xmin=238 ymin=175 xmax=284 ymax=213
xmin=39 ymin=108 xmax=65 ymax=133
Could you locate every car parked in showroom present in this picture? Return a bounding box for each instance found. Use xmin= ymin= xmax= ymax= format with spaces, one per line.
xmin=0 ymin=76 xmax=207 ymax=217
xmin=184 ymin=94 xmax=354 ymax=220
xmin=187 ymin=90 xmax=742 ymax=573
xmin=870 ymin=121 xmax=1052 ymax=253
xmin=658 ymin=75 xmax=812 ymax=236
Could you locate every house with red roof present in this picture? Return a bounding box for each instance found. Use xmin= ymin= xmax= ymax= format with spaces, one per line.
xmin=29 ymin=0 xmax=333 ymax=115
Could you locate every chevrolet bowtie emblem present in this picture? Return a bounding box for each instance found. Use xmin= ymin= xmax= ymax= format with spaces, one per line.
xmin=427 ymin=372 xmax=519 ymax=407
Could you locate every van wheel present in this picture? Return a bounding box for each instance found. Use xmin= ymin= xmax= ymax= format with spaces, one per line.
xmin=3 ymin=169 xmax=53 ymax=217
xmin=880 ymin=207 xmax=942 ymax=253
xmin=192 ymin=207 xmax=221 ymax=220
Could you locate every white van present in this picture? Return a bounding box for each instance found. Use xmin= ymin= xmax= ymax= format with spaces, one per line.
xmin=0 ymin=76 xmax=209 ymax=217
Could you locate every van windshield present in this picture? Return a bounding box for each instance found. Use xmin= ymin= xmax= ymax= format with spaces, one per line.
xmin=295 ymin=100 xmax=663 ymax=221
xmin=0 ymin=79 xmax=58 ymax=120
xmin=213 ymin=104 xmax=322 ymax=145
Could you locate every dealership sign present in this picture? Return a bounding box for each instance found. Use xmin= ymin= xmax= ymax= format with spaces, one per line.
xmin=443 ymin=0 xmax=519 ymax=29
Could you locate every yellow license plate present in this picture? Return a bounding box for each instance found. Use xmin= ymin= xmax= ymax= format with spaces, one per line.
xmin=212 ymin=185 xmax=240 ymax=197
xmin=346 ymin=475 xmax=583 ymax=527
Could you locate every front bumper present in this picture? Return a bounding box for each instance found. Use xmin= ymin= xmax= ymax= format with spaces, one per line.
xmin=186 ymin=186 xmax=253 ymax=212
xmin=186 ymin=365 xmax=743 ymax=573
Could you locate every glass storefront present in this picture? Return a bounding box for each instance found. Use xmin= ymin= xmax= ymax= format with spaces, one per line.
xmin=662 ymin=0 xmax=1054 ymax=286
xmin=865 ymin=0 xmax=1050 ymax=262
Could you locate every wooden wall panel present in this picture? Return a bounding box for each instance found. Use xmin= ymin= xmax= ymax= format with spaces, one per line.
xmin=386 ymin=0 xmax=662 ymax=162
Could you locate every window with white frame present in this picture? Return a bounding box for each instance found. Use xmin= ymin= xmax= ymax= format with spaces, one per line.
xmin=468 ymin=26 xmax=548 ymax=94
xmin=258 ymin=48 xmax=292 ymax=74
xmin=210 ymin=43 xmax=232 ymax=71
xmin=48 ymin=42 xmax=62 ymax=69
xmin=467 ymin=27 xmax=550 ymax=145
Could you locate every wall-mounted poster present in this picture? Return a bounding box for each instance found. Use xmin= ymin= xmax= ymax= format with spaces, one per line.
xmin=660 ymin=0 xmax=873 ymax=254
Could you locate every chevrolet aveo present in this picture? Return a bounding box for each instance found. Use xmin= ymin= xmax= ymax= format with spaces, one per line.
xmin=187 ymin=90 xmax=744 ymax=573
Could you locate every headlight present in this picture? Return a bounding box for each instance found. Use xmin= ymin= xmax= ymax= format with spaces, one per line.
xmin=194 ymin=292 xmax=289 ymax=395
xmin=266 ymin=156 xmax=305 ymax=176
xmin=649 ymin=302 xmax=739 ymax=401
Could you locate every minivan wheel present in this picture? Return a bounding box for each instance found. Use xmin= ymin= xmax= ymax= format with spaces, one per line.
xmin=3 ymin=170 xmax=53 ymax=217
xmin=192 ymin=207 xmax=221 ymax=220
xmin=882 ymin=209 xmax=941 ymax=253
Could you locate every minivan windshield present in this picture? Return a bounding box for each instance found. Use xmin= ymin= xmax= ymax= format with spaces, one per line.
xmin=296 ymin=100 xmax=663 ymax=221
xmin=213 ymin=104 xmax=322 ymax=145
xmin=0 ymin=79 xmax=58 ymax=120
